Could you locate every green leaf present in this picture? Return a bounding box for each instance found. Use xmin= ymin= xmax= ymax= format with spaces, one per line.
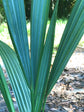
xmin=0 ymin=65 xmax=15 ymax=112
xmin=2 ymin=0 xmax=31 ymax=87
xmin=46 ymin=0 xmax=84 ymax=96
xmin=31 ymin=0 xmax=51 ymax=87
xmin=1 ymin=0 xmax=84 ymax=112
xmin=0 ymin=41 xmax=31 ymax=112
xmin=34 ymin=1 xmax=59 ymax=111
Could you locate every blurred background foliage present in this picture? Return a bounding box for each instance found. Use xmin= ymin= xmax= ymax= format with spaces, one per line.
xmin=24 ymin=0 xmax=76 ymax=19
xmin=0 ymin=0 xmax=6 ymax=24
xmin=0 ymin=0 xmax=76 ymax=24
xmin=49 ymin=0 xmax=76 ymax=18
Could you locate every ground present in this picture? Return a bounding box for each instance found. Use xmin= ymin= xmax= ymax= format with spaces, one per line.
xmin=0 ymin=47 xmax=84 ymax=112
xmin=46 ymin=47 xmax=84 ymax=112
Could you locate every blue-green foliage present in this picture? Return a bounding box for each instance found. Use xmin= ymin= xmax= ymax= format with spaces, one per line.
xmin=0 ymin=0 xmax=84 ymax=112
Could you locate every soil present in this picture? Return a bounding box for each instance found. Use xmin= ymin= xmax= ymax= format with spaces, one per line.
xmin=0 ymin=47 xmax=84 ymax=112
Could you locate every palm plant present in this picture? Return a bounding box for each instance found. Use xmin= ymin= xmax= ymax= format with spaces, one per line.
xmin=0 ymin=0 xmax=84 ymax=112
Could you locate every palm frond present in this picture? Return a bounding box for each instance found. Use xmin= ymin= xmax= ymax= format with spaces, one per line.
xmin=31 ymin=0 xmax=51 ymax=87
xmin=2 ymin=0 xmax=31 ymax=87
xmin=46 ymin=0 xmax=84 ymax=96
xmin=0 ymin=65 xmax=15 ymax=112
xmin=0 ymin=41 xmax=31 ymax=112
xmin=34 ymin=1 xmax=59 ymax=111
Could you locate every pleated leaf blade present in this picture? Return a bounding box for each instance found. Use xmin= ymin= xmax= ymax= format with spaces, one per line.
xmin=31 ymin=0 xmax=51 ymax=87
xmin=0 ymin=65 xmax=15 ymax=112
xmin=46 ymin=0 xmax=84 ymax=96
xmin=0 ymin=41 xmax=31 ymax=112
xmin=2 ymin=0 xmax=31 ymax=87
xmin=34 ymin=1 xmax=59 ymax=112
